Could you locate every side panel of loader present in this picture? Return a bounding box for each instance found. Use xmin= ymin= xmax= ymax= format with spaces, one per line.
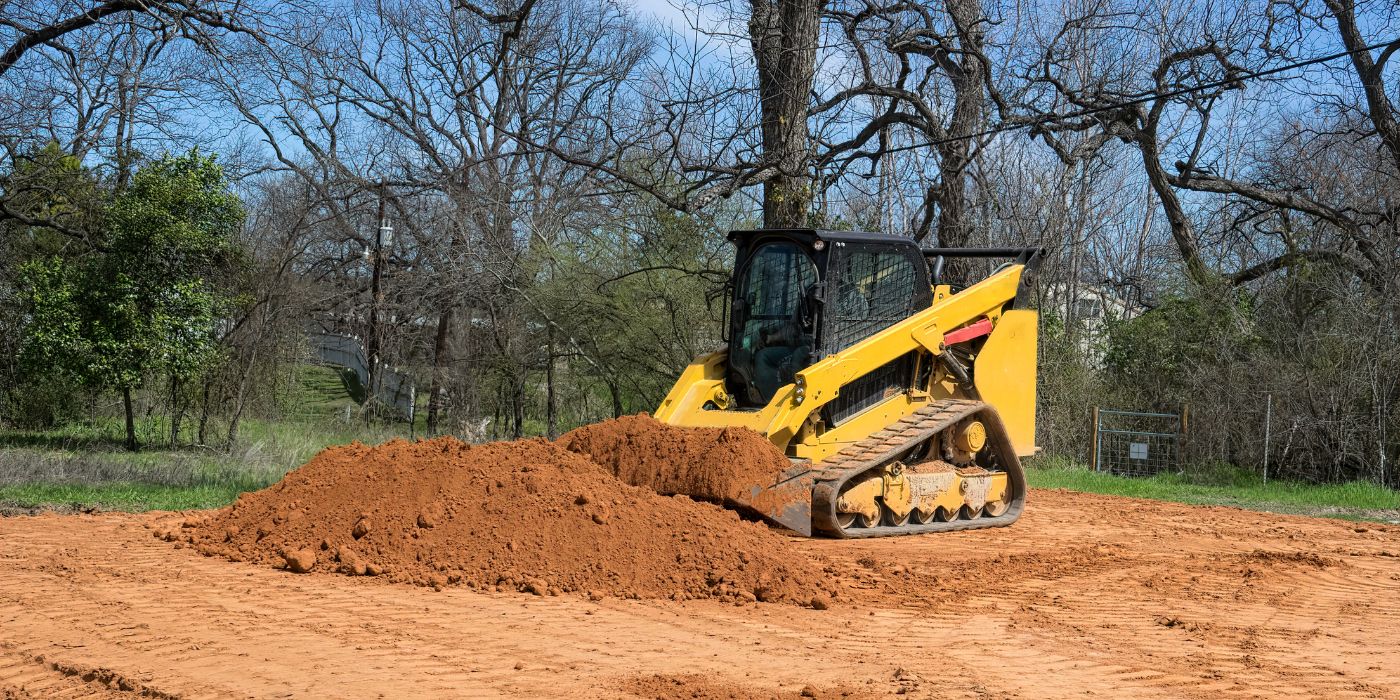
xmin=971 ymin=309 xmax=1038 ymax=457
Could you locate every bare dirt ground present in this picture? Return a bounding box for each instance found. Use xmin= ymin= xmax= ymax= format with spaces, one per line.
xmin=2 ymin=488 xmax=1398 ymax=699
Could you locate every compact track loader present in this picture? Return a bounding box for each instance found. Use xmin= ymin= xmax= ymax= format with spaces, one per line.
xmin=656 ymin=229 xmax=1041 ymax=538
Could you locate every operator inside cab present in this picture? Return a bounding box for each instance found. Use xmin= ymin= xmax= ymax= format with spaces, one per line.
xmin=725 ymin=231 xmax=920 ymax=409
xmin=729 ymin=240 xmax=818 ymax=405
xmin=753 ymin=266 xmax=876 ymax=397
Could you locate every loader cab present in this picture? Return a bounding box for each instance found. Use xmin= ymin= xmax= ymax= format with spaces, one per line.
xmin=725 ymin=229 xmax=932 ymax=408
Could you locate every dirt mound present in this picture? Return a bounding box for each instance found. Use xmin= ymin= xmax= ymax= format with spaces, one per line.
xmin=178 ymin=436 xmax=833 ymax=604
xmin=559 ymin=414 xmax=792 ymax=501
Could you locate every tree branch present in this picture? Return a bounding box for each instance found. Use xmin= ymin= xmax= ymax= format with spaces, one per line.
xmin=0 ymin=0 xmax=143 ymax=77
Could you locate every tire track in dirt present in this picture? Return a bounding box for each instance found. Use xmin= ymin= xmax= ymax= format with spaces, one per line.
xmin=797 ymin=490 xmax=1400 ymax=699
xmin=1004 ymin=565 xmax=1379 ymax=699
xmin=0 ymin=645 xmax=174 ymax=699
xmin=0 ymin=515 xmax=900 ymax=698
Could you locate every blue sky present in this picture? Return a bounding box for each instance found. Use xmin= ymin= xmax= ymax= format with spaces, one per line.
xmin=629 ymin=0 xmax=688 ymax=26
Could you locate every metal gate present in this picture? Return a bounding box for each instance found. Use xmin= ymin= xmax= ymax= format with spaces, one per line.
xmin=1090 ymin=407 xmax=1186 ymax=477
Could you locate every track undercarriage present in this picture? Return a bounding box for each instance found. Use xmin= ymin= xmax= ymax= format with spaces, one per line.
xmin=743 ymin=399 xmax=1027 ymax=538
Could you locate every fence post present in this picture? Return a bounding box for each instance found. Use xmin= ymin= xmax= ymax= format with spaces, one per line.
xmin=1089 ymin=406 xmax=1101 ymax=472
xmin=1179 ymin=404 xmax=1189 ymax=468
xmin=1262 ymin=393 xmax=1272 ymax=485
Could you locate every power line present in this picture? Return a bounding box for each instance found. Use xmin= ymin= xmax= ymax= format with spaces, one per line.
xmin=867 ymin=37 xmax=1400 ymax=157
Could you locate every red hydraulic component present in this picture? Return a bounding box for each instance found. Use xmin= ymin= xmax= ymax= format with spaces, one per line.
xmin=942 ymin=317 xmax=993 ymax=346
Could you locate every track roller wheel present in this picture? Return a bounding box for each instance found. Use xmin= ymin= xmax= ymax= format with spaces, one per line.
xmin=835 ymin=511 xmax=879 ymax=529
xmin=959 ymin=504 xmax=982 ymax=520
xmin=883 ymin=504 xmax=911 ymax=527
xmin=984 ymin=499 xmax=1009 ymax=518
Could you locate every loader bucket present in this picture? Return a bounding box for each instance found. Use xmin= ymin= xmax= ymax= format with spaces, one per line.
xmin=732 ymin=466 xmax=816 ymax=537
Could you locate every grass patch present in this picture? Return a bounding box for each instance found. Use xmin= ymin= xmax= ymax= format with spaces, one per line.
xmin=0 ymin=483 xmax=251 ymax=512
xmin=0 ymin=415 xmax=411 ymax=512
xmin=282 ymin=364 xmax=365 ymax=417
xmin=1026 ymin=457 xmax=1400 ymax=521
xmin=0 ymin=364 xmax=420 ymax=513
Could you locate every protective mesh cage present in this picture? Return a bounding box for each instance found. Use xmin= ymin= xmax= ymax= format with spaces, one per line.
xmin=743 ymin=243 xmax=817 ymax=325
xmin=821 ymin=244 xmax=921 ymax=356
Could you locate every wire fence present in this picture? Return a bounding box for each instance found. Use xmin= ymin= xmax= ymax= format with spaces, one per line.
xmin=1091 ymin=407 xmax=1185 ymax=477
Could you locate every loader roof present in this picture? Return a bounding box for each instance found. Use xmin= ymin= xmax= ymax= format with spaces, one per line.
xmin=725 ymin=228 xmax=920 ymax=247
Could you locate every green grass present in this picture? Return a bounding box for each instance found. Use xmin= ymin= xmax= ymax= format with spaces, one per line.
xmin=0 ymin=425 xmax=339 ymax=512
xmin=282 ymin=365 xmax=365 ymax=417
xmin=0 ymin=364 xmax=415 ymax=513
xmin=1026 ymin=456 xmax=1400 ymax=521
xmin=0 ymin=483 xmax=251 ymax=511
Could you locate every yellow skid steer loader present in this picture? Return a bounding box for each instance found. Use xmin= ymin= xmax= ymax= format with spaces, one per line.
xmin=655 ymin=229 xmax=1041 ymax=537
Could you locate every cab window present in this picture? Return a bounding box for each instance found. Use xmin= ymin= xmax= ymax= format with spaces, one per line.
xmin=728 ymin=242 xmax=818 ymax=405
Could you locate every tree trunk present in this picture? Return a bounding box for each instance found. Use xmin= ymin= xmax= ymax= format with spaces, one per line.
xmin=749 ymin=0 xmax=823 ymax=228
xmin=1134 ymin=126 xmax=1212 ymax=286
xmin=1326 ymin=0 xmax=1400 ymax=172
xmin=929 ymin=0 xmax=989 ymax=282
xmin=121 ymin=385 xmax=138 ymax=452
xmin=511 ymin=374 xmax=526 ymax=439
xmin=226 ymin=334 xmax=262 ymax=452
xmin=607 ymin=379 xmax=623 ymax=419
xmin=168 ymin=374 xmax=182 ymax=447
xmin=545 ymin=328 xmax=557 ymax=439
xmin=426 ymin=305 xmax=453 ymax=435
xmin=197 ymin=380 xmax=212 ymax=445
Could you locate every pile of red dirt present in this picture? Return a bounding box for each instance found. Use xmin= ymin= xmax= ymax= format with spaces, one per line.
xmin=558 ymin=413 xmax=794 ymax=501
xmin=175 ymin=434 xmax=835 ymax=606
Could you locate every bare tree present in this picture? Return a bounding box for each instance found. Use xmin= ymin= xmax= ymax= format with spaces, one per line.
xmin=749 ymin=0 xmax=823 ymax=226
xmin=817 ymin=0 xmax=1003 ymax=251
xmin=0 ymin=0 xmax=261 ymax=77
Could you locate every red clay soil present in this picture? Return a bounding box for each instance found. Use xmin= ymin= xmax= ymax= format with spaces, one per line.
xmin=6 ymin=490 xmax=1400 ymax=698
xmin=559 ymin=413 xmax=793 ymax=501
xmin=176 ymin=435 xmax=835 ymax=605
xmin=621 ymin=674 xmax=876 ymax=700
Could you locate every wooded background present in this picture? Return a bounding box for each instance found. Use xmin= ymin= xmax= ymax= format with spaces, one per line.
xmin=1 ymin=0 xmax=1396 ymax=487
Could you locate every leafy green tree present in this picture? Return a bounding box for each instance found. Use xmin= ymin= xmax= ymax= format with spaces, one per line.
xmin=1103 ymin=290 xmax=1258 ymax=404
xmin=18 ymin=150 xmax=244 ymax=450
xmin=1 ymin=143 xmax=108 ymax=427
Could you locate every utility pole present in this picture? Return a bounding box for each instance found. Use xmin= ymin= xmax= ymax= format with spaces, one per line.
xmin=366 ymin=194 xmax=390 ymax=405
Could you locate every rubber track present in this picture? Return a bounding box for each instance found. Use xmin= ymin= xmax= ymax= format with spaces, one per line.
xmin=810 ymin=398 xmax=1027 ymax=538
